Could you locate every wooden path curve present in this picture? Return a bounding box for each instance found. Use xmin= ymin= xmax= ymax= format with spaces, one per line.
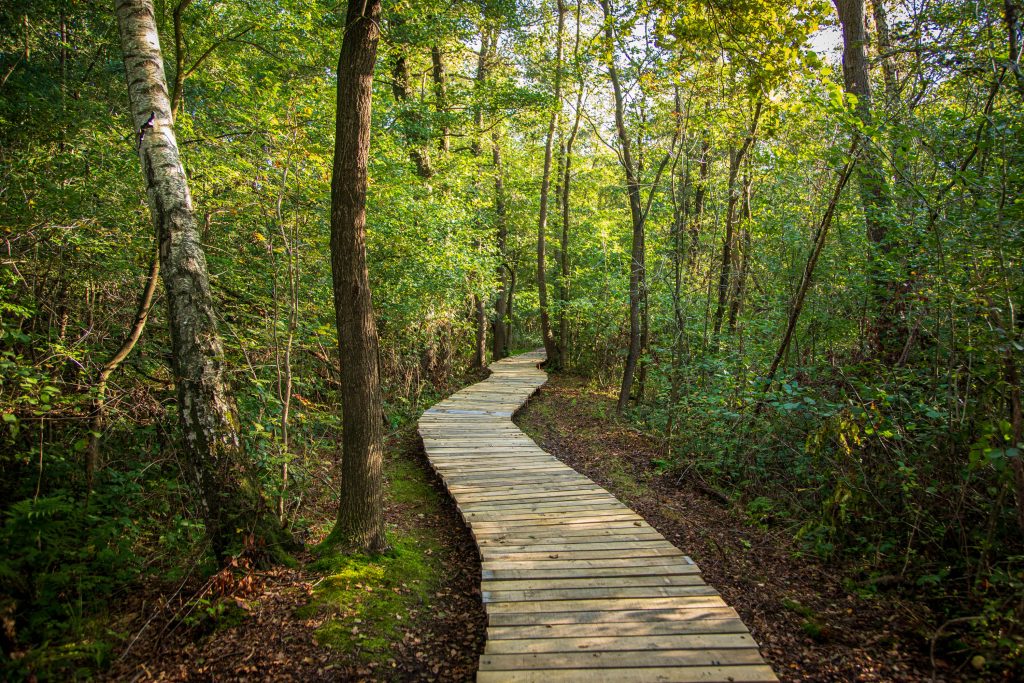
xmin=418 ymin=351 xmax=777 ymax=682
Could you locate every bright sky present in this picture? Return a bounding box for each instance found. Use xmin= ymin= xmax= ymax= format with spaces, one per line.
xmin=809 ymin=23 xmax=844 ymax=64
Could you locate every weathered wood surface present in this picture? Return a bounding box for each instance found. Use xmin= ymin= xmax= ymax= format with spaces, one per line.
xmin=418 ymin=351 xmax=776 ymax=682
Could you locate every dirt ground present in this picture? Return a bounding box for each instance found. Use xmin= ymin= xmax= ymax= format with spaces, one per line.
xmin=515 ymin=374 xmax=986 ymax=683
xmin=103 ymin=372 xmax=1007 ymax=682
xmin=105 ymin=432 xmax=487 ymax=682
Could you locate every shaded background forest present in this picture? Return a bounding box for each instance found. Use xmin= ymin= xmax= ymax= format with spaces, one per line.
xmin=1 ymin=0 xmax=1022 ymax=677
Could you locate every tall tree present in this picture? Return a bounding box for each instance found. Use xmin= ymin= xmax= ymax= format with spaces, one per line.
xmin=327 ymin=0 xmax=386 ymax=552
xmin=114 ymin=0 xmax=284 ymax=564
xmin=390 ymin=18 xmax=434 ymax=179
xmin=833 ymin=0 xmax=895 ymax=353
xmin=601 ymin=0 xmax=645 ymax=412
xmin=712 ymin=97 xmax=762 ymax=340
xmin=556 ymin=0 xmax=584 ymax=368
xmin=492 ymin=132 xmax=510 ymax=360
xmin=431 ymin=46 xmax=451 ymax=152
xmin=537 ymin=0 xmax=566 ymax=369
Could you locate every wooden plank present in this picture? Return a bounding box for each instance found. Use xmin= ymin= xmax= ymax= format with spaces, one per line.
xmin=478 ymin=531 xmax=665 ymax=547
xmin=481 ymin=575 xmax=707 ymax=591
xmin=459 ymin=498 xmax=624 ymax=512
xmin=477 ymin=648 xmax=766 ymax=670
xmin=414 ymin=351 xmax=774 ymax=682
xmin=486 ymin=618 xmax=749 ymax=640
xmin=485 ymin=596 xmax=728 ymax=615
xmin=472 ymin=518 xmax=651 ymax=533
xmin=455 ymin=489 xmax=610 ymax=504
xmin=479 ymin=539 xmax=677 ymax=554
xmin=479 ymin=547 xmax=685 ymax=563
xmin=482 ymin=585 xmax=720 ymax=603
xmin=453 ymin=490 xmax=607 ymax=504
xmin=476 ymin=665 xmax=778 ymax=682
xmin=480 ymin=556 xmax=692 ymax=572
xmin=481 ymin=564 xmax=702 ymax=582
xmin=486 ymin=606 xmax=742 ymax=628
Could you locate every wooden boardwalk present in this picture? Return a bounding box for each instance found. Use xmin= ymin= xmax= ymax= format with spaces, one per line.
xmin=418 ymin=351 xmax=777 ymax=682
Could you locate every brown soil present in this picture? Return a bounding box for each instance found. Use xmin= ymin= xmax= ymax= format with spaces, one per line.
xmin=514 ymin=374 xmax=982 ymax=683
xmin=104 ymin=431 xmax=487 ymax=682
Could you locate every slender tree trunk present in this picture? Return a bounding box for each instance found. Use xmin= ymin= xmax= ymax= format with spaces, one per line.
xmin=687 ymin=134 xmax=710 ymax=268
xmin=766 ymin=141 xmax=859 ymax=383
xmin=431 ymin=46 xmax=450 ymax=152
xmin=87 ymin=248 xmax=159 ymax=488
xmin=871 ymin=0 xmax=900 ymax=112
xmin=834 ymin=0 xmax=895 ymax=353
xmin=728 ymin=164 xmax=753 ymax=332
xmin=538 ymin=0 xmax=565 ymax=368
xmin=601 ymin=0 xmax=646 ymax=413
xmin=470 ymin=21 xmax=497 ymax=369
xmin=492 ymin=136 xmax=509 ymax=360
xmin=472 ymin=27 xmax=494 ymax=157
xmin=271 ymin=140 xmax=299 ymax=524
xmin=169 ymin=0 xmax=193 ymax=121
xmin=115 ymin=0 xmax=284 ymax=564
xmin=505 ymin=265 xmax=516 ymax=348
xmin=391 ymin=52 xmax=433 ymax=178
xmin=327 ymin=0 xmax=386 ymax=552
xmin=557 ymin=3 xmax=583 ymax=370
xmin=1005 ymin=0 xmax=1024 ymax=99
xmin=473 ymin=295 xmax=487 ymax=368
xmin=713 ymin=99 xmax=761 ymax=340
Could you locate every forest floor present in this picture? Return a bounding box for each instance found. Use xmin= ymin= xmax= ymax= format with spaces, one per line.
xmin=99 ymin=370 xmax=995 ymax=682
xmin=515 ymin=373 xmax=984 ymax=683
xmin=104 ymin=427 xmax=487 ymax=682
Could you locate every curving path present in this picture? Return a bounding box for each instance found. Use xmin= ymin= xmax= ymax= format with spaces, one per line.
xmin=418 ymin=351 xmax=777 ymax=682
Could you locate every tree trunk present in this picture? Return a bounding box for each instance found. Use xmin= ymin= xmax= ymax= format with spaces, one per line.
xmin=472 ymin=27 xmax=494 ymax=157
xmin=727 ymin=164 xmax=753 ymax=332
xmin=556 ymin=3 xmax=584 ymax=370
xmin=87 ymin=247 xmax=160 ymax=488
xmin=170 ymin=0 xmax=194 ymax=120
xmin=713 ymin=99 xmax=761 ymax=340
xmin=115 ymin=0 xmax=284 ymax=564
xmin=391 ymin=52 xmax=433 ymax=178
xmin=687 ymin=134 xmax=710 ymax=268
xmin=505 ymin=265 xmax=516 ymax=348
xmin=601 ymin=0 xmax=646 ymax=413
xmin=327 ymin=0 xmax=386 ymax=553
xmin=1004 ymin=0 xmax=1024 ymax=99
xmin=766 ymin=141 xmax=859 ymax=383
xmin=473 ymin=295 xmax=487 ymax=368
xmin=431 ymin=46 xmax=450 ymax=152
xmin=833 ymin=0 xmax=895 ymax=352
xmin=538 ymin=0 xmax=565 ymax=368
xmin=871 ymin=0 xmax=900 ymax=112
xmin=492 ymin=135 xmax=509 ymax=360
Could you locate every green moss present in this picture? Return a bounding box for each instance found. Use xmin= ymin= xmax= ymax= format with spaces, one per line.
xmin=386 ymin=457 xmax=440 ymax=508
xmin=305 ymin=451 xmax=446 ymax=666
xmin=605 ymin=460 xmax=648 ymax=500
xmin=782 ymin=597 xmax=829 ymax=642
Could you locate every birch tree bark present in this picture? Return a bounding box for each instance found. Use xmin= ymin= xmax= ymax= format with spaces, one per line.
xmin=114 ymin=0 xmax=284 ymax=564
xmin=327 ymin=0 xmax=387 ymax=552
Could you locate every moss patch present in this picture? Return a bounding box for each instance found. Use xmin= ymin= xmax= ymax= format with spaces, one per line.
xmin=303 ymin=447 xmax=447 ymax=668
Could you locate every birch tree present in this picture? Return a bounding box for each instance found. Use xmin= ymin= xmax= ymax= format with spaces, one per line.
xmin=114 ymin=0 xmax=284 ymax=563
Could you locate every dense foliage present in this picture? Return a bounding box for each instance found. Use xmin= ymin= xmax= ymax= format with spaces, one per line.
xmin=1 ymin=0 xmax=1021 ymax=677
